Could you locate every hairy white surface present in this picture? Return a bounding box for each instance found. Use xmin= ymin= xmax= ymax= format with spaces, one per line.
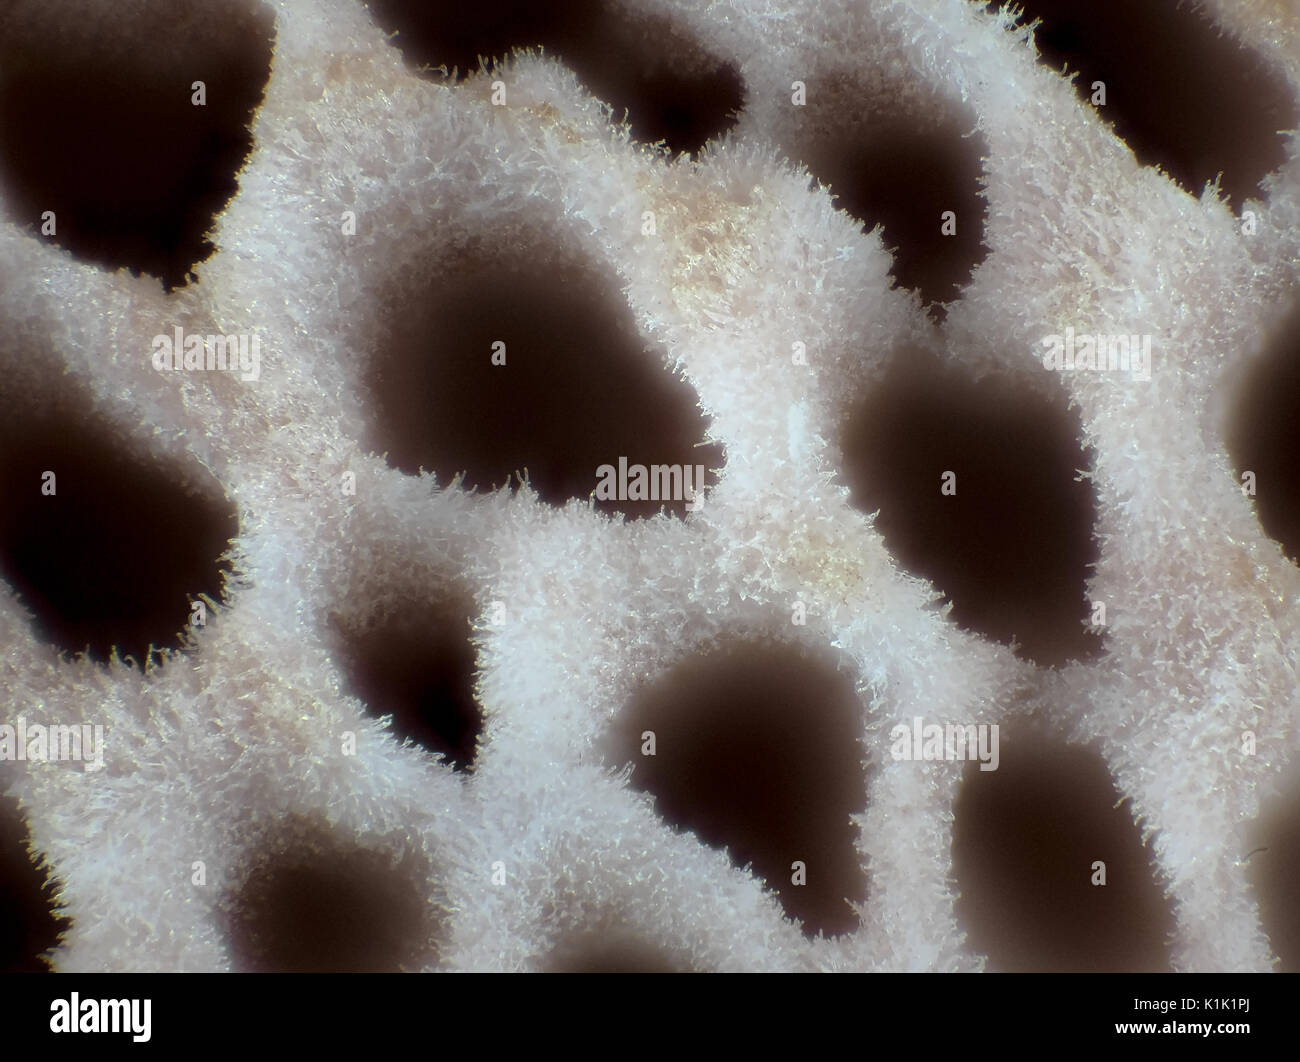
xmin=1 ymin=0 xmax=1298 ymax=972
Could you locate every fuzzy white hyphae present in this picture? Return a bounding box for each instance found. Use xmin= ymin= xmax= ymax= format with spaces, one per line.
xmin=0 ymin=0 xmax=1298 ymax=974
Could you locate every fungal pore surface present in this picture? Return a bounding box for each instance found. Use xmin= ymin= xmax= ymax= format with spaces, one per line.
xmin=1 ymin=0 xmax=1299 ymax=974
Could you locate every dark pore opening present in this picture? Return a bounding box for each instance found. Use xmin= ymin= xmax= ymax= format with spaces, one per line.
xmin=606 ymin=638 xmax=869 ymax=938
xmin=366 ymin=0 xmax=744 ymax=156
xmin=0 ymin=0 xmax=275 ymax=289
xmin=796 ymin=110 xmax=988 ymax=312
xmin=1246 ymin=769 xmax=1300 ymax=972
xmin=1224 ymin=305 xmax=1300 ymax=566
xmin=951 ymin=725 xmax=1176 ymax=971
xmin=994 ymin=0 xmax=1297 ymax=207
xmin=0 ymin=795 xmax=71 ymax=972
xmin=0 ymin=384 xmax=238 ymax=666
xmin=547 ymin=930 xmax=687 ymax=973
xmin=365 ymin=234 xmax=723 ymax=519
xmin=330 ymin=594 xmax=484 ymax=772
xmin=222 ymin=819 xmax=444 ymax=973
xmin=840 ymin=350 xmax=1103 ymax=667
